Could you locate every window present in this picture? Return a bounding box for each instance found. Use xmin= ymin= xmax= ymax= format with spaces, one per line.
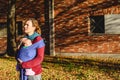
xmin=90 ymin=15 xmax=105 ymax=33
xmin=89 ymin=14 xmax=120 ymax=35
xmin=0 ymin=21 xmax=23 ymax=37
xmin=16 ymin=21 xmax=23 ymax=35
xmin=0 ymin=22 xmax=7 ymax=37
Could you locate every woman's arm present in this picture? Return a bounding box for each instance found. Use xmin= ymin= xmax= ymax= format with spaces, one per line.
xmin=21 ymin=36 xmax=45 ymax=68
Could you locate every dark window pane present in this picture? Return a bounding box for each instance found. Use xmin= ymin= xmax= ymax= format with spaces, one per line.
xmin=90 ymin=15 xmax=105 ymax=33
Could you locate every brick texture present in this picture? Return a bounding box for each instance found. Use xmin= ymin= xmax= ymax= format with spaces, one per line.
xmin=0 ymin=0 xmax=120 ymax=54
xmin=55 ymin=0 xmax=120 ymax=54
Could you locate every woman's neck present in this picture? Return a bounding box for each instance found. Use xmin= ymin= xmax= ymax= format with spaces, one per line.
xmin=28 ymin=32 xmax=34 ymax=36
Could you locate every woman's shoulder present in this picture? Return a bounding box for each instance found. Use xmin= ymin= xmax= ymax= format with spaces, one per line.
xmin=32 ymin=36 xmax=43 ymax=43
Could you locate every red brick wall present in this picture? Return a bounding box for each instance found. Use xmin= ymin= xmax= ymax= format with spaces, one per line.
xmin=0 ymin=0 xmax=120 ymax=54
xmin=54 ymin=0 xmax=120 ymax=54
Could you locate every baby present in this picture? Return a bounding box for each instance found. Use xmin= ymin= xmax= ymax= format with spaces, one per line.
xmin=17 ymin=38 xmax=35 ymax=75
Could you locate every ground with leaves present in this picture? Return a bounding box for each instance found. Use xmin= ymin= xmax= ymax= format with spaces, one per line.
xmin=0 ymin=55 xmax=120 ymax=80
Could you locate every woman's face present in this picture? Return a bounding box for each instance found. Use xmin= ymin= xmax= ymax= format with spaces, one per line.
xmin=23 ymin=20 xmax=36 ymax=35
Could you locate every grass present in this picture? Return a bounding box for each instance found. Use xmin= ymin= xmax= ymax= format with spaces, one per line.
xmin=0 ymin=55 xmax=120 ymax=80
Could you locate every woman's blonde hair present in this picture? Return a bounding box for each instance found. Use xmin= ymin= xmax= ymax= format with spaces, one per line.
xmin=23 ymin=18 xmax=41 ymax=34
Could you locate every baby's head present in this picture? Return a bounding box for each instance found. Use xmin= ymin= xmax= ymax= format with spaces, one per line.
xmin=21 ymin=38 xmax=32 ymax=46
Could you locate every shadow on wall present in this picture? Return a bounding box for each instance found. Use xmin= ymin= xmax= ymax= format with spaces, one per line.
xmin=54 ymin=0 xmax=119 ymax=47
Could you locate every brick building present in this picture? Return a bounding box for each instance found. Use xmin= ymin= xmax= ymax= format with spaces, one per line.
xmin=0 ymin=0 xmax=120 ymax=56
xmin=54 ymin=0 xmax=120 ymax=56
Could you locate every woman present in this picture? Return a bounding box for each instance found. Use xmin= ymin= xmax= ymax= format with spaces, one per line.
xmin=17 ymin=18 xmax=45 ymax=80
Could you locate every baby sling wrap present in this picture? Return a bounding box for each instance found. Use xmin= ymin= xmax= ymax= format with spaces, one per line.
xmin=17 ymin=39 xmax=45 ymax=80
